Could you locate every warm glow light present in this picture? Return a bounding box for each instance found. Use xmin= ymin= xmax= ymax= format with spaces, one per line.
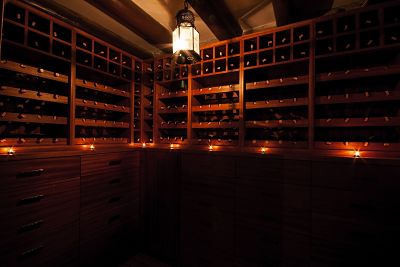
xmin=7 ymin=147 xmax=15 ymax=155
xmin=261 ymin=147 xmax=267 ymax=154
xmin=354 ymin=150 xmax=361 ymax=158
xmin=170 ymin=144 xmax=174 ymax=149
xmin=209 ymin=145 xmax=213 ymax=151
xmin=90 ymin=144 xmax=95 ymax=151
xmin=142 ymin=143 xmax=147 ymax=148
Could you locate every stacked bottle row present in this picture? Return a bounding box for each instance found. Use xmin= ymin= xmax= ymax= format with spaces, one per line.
xmin=243 ymin=22 xmax=311 ymax=69
xmin=156 ymin=79 xmax=188 ymax=144
xmin=191 ymin=41 xmax=241 ymax=76
xmin=0 ymin=60 xmax=69 ymax=146
xmin=2 ymin=2 xmax=73 ymax=62
xmin=2 ymin=1 xmax=136 ymax=82
xmin=315 ymin=3 xmax=400 ymax=57
xmin=74 ymin=78 xmax=131 ymax=144
xmin=155 ymin=57 xmax=189 ymax=82
xmin=136 ymin=61 xmax=154 ymax=143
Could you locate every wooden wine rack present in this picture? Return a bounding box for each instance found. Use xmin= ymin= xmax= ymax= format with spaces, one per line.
xmin=152 ymin=1 xmax=400 ymax=155
xmin=0 ymin=0 xmax=142 ymax=146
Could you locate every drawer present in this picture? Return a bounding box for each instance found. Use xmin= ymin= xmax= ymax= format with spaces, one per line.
xmin=81 ymin=152 xmax=140 ymax=177
xmin=0 ymin=177 xmax=79 ymax=218
xmin=80 ymin=200 xmax=138 ymax=241
xmin=0 ymin=179 xmax=79 ymax=249
xmin=0 ymin=221 xmax=79 ymax=267
xmin=81 ymin=171 xmax=139 ymax=196
xmin=0 ymin=157 xmax=80 ymax=189
xmin=81 ymin=188 xmax=139 ymax=217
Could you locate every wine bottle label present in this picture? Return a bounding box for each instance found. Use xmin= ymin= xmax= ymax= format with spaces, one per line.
xmin=282 ymin=37 xmax=286 ymax=43
xmin=31 ymin=21 xmax=36 ymax=27
xmin=17 ymin=14 xmax=21 ymax=20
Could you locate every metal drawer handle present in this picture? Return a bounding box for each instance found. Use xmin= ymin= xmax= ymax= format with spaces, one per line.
xmin=18 ymin=195 xmax=45 ymax=206
xmin=19 ymin=245 xmax=44 ymax=260
xmin=17 ymin=168 xmax=45 ymax=178
xmin=108 ymin=214 xmax=120 ymax=224
xmin=109 ymin=178 xmax=121 ymax=184
xmin=18 ymin=220 xmax=44 ymax=234
xmin=108 ymin=196 xmax=121 ymax=203
xmin=109 ymin=160 xmax=122 ymax=166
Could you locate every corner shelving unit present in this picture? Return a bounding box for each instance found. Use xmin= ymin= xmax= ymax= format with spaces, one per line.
xmin=314 ymin=2 xmax=400 ymax=152
xmin=154 ymin=55 xmax=189 ymax=145
xmin=0 ymin=0 xmax=142 ymax=148
xmin=243 ymin=21 xmax=311 ymax=149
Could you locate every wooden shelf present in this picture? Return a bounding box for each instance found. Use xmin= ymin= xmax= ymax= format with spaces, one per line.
xmin=246 ymin=120 xmax=308 ymax=128
xmin=76 ymin=98 xmax=129 ymax=113
xmin=0 ymin=86 xmax=68 ymax=104
xmin=192 ymin=139 xmax=239 ymax=146
xmin=0 ymin=138 xmax=67 ymax=146
xmin=245 ymin=140 xmax=308 ymax=148
xmin=315 ymin=116 xmax=400 ymax=127
xmin=316 ymin=90 xmax=400 ymax=105
xmin=0 ymin=112 xmax=67 ymax=125
xmin=192 ymin=103 xmax=240 ymax=112
xmin=159 ymin=106 xmax=188 ymax=114
xmin=246 ymin=97 xmax=308 ymax=109
xmin=0 ymin=60 xmax=68 ymax=83
xmin=76 ymin=79 xmax=130 ymax=97
xmin=316 ymin=65 xmax=400 ymax=82
xmin=159 ymin=91 xmax=188 ymax=99
xmin=75 ymin=137 xmax=128 ymax=144
xmin=75 ymin=118 xmax=129 ymax=128
xmin=192 ymin=122 xmax=240 ymax=129
xmin=314 ymin=141 xmax=400 ymax=151
xmin=192 ymin=84 xmax=239 ymax=95
xmin=246 ymin=75 xmax=308 ymax=90
xmin=159 ymin=124 xmax=187 ymax=129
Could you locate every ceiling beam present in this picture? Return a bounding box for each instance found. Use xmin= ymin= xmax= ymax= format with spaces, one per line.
xmin=25 ymin=0 xmax=153 ymax=58
xmin=84 ymin=0 xmax=171 ymax=48
xmin=188 ymin=0 xmax=242 ymax=40
xmin=272 ymin=0 xmax=333 ymax=26
xmin=272 ymin=0 xmax=291 ymax=26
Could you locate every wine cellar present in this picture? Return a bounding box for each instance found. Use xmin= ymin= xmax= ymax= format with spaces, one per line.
xmin=1 ymin=0 xmax=400 ymax=266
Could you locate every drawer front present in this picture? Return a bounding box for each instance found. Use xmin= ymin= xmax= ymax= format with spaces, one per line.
xmin=0 ymin=178 xmax=80 ymax=249
xmin=80 ymin=201 xmax=137 ymax=245
xmin=81 ymin=171 xmax=139 ymax=203
xmin=0 ymin=177 xmax=79 ymax=217
xmin=0 ymin=221 xmax=79 ymax=267
xmin=0 ymin=157 xmax=80 ymax=188
xmin=81 ymin=186 xmax=139 ymax=217
xmin=81 ymin=152 xmax=140 ymax=177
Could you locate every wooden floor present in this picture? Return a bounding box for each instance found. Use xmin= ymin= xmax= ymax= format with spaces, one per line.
xmin=120 ymin=254 xmax=171 ymax=267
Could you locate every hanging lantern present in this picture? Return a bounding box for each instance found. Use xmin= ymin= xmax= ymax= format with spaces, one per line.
xmin=172 ymin=0 xmax=201 ymax=64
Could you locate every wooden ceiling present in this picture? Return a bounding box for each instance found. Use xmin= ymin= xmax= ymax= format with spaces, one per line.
xmin=27 ymin=0 xmax=388 ymax=59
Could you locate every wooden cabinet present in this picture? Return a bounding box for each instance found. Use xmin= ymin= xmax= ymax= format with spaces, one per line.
xmin=80 ymin=151 xmax=140 ymax=266
xmin=0 ymin=157 xmax=80 ymax=267
xmin=180 ymin=153 xmax=235 ymax=267
xmin=142 ymin=150 xmax=180 ymax=265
